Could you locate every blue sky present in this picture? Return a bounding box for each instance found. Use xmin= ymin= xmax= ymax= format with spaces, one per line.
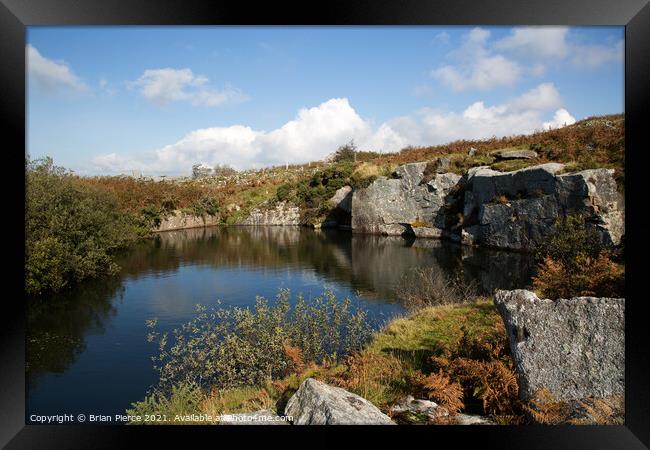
xmin=27 ymin=26 xmax=624 ymax=175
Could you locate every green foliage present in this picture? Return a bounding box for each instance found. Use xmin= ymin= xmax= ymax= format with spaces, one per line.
xmin=190 ymin=196 xmax=220 ymax=216
xmin=126 ymin=381 xmax=205 ymax=424
xmin=490 ymin=159 xmax=536 ymax=172
xmin=139 ymin=205 xmax=162 ymax=229
xmin=26 ymin=157 xmax=143 ymax=295
xmin=533 ymin=214 xmax=624 ymax=299
xmin=275 ymin=183 xmax=292 ymax=202
xmin=273 ymin=163 xmax=355 ymax=222
xmin=535 ymin=215 xmax=603 ymax=268
xmin=146 ymin=289 xmax=372 ymax=392
xmin=332 ymin=140 xmax=357 ymax=162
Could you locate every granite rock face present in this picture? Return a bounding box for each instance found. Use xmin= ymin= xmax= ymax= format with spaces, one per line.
xmin=462 ymin=164 xmax=624 ymax=249
xmin=285 ymin=378 xmax=395 ymax=425
xmin=494 ymin=289 xmax=625 ymax=402
xmin=351 ymin=160 xmax=461 ymax=238
xmin=154 ymin=210 xmax=220 ymax=232
xmin=328 ymin=185 xmax=353 ymax=213
xmin=241 ymin=201 xmax=300 ymax=226
xmin=492 ymin=149 xmax=539 ymax=160
xmin=352 ymin=160 xmax=624 ymax=250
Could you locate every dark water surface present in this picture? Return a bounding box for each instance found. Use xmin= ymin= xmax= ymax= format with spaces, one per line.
xmin=26 ymin=226 xmax=535 ymax=422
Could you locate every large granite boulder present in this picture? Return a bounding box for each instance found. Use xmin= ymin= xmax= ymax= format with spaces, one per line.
xmin=241 ymin=201 xmax=300 ymax=226
xmin=285 ymin=378 xmax=395 ymax=425
xmin=328 ymin=185 xmax=353 ymax=213
xmin=351 ymin=161 xmax=461 ymax=238
xmin=494 ymin=290 xmax=624 ymax=402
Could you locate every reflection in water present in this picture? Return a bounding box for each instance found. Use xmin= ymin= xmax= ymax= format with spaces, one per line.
xmin=26 ymin=226 xmax=534 ymax=419
xmin=26 ymin=278 xmax=123 ymax=390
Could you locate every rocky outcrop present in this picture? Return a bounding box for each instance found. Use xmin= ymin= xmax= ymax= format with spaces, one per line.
xmin=351 ymin=160 xmax=624 ymax=251
xmin=154 ymin=210 xmax=220 ymax=232
xmin=463 ymin=164 xmax=624 ymax=249
xmin=285 ymin=378 xmax=395 ymax=425
xmin=351 ymin=160 xmax=461 ymax=239
xmin=240 ymin=201 xmax=300 ymax=226
xmin=328 ymin=185 xmax=353 ymax=214
xmin=218 ymin=410 xmax=289 ymax=425
xmin=494 ymin=289 xmax=624 ymax=402
xmin=492 ymin=149 xmax=538 ymax=160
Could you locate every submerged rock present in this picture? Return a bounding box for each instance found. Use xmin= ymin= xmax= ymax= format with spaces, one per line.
xmin=285 ymin=378 xmax=395 ymax=425
xmin=494 ymin=289 xmax=624 ymax=402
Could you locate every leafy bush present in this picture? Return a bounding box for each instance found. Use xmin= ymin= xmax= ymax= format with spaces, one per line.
xmin=396 ymin=267 xmax=477 ymax=310
xmin=332 ymin=140 xmax=357 ymax=162
xmin=26 ymin=157 xmax=143 ymax=295
xmin=146 ymin=289 xmax=372 ymax=392
xmin=535 ymin=215 xmax=603 ymax=267
xmin=190 ymin=196 xmax=220 ymax=216
xmin=533 ymin=214 xmax=624 ymax=298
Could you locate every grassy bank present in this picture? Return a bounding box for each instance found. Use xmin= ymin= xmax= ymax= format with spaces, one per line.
xmin=129 ymin=291 xmax=624 ymax=425
xmin=128 ymin=296 xmax=523 ymax=423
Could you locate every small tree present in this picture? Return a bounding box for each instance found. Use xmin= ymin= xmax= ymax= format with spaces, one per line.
xmin=333 ymin=140 xmax=357 ymax=163
xmin=213 ymin=163 xmax=237 ymax=177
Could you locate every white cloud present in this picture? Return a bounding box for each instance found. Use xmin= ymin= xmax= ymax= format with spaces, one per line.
xmin=129 ymin=68 xmax=248 ymax=107
xmin=430 ymin=27 xmax=622 ymax=94
xmin=432 ymin=31 xmax=450 ymax=44
xmin=91 ymin=87 xmax=575 ymax=175
xmin=495 ymin=27 xmax=623 ymax=69
xmin=384 ymin=83 xmax=571 ymax=145
xmin=431 ymin=27 xmax=522 ymax=91
xmin=433 ymin=55 xmax=521 ymax=92
xmin=27 ymin=44 xmax=88 ymax=94
xmin=508 ymin=82 xmax=563 ymax=112
xmin=92 ymin=98 xmax=374 ymax=174
xmin=571 ymin=40 xmax=624 ymax=68
xmin=543 ymin=108 xmax=576 ymax=130
xmin=495 ymin=27 xmax=570 ymax=58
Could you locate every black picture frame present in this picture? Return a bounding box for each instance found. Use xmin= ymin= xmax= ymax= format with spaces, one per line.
xmin=2 ymin=0 xmax=648 ymax=448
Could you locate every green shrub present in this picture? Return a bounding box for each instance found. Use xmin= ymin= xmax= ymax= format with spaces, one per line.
xmin=332 ymin=140 xmax=357 ymax=162
xmin=26 ymin=157 xmax=143 ymax=295
xmin=275 ymin=183 xmax=293 ymax=202
xmin=146 ymin=289 xmax=372 ymax=392
xmin=191 ymin=196 xmax=220 ymax=216
xmin=535 ymin=215 xmax=603 ymax=268
xmin=126 ymin=382 xmax=204 ymax=424
xmin=533 ymin=214 xmax=623 ymax=299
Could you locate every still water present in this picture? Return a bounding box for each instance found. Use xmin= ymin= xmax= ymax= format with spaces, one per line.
xmin=26 ymin=226 xmax=534 ymax=422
